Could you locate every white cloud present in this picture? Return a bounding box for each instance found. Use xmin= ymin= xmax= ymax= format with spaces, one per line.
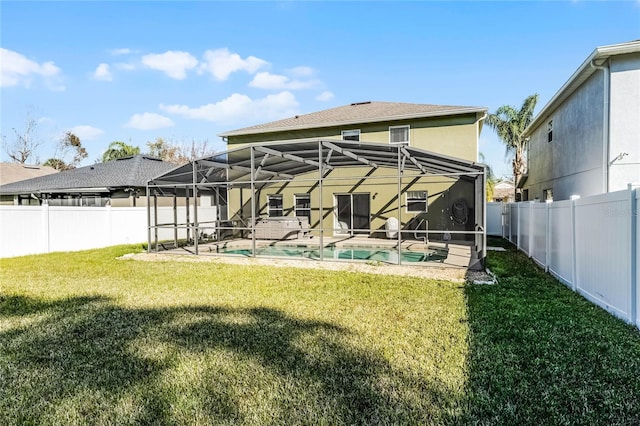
xmin=125 ymin=113 xmax=175 ymax=130
xmin=249 ymin=71 xmax=319 ymax=90
xmin=0 ymin=48 xmax=64 ymax=90
xmin=199 ymin=48 xmax=268 ymax=81
xmin=111 ymin=48 xmax=133 ymax=56
xmin=141 ymin=51 xmax=198 ymax=80
xmin=316 ymin=91 xmax=335 ymax=102
xmin=70 ymin=125 xmax=104 ymax=140
xmin=288 ymin=66 xmax=315 ymax=77
xmin=93 ymin=63 xmax=112 ymax=81
xmin=160 ymin=91 xmax=299 ymax=125
xmin=115 ymin=63 xmax=136 ymax=71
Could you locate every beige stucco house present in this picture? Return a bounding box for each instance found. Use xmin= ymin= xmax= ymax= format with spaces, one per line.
xmin=149 ymin=101 xmax=488 ymax=268
xmin=212 ymin=101 xmax=487 ymax=240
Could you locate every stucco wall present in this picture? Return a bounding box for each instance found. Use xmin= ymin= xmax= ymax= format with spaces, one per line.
xmin=609 ymin=53 xmax=640 ymax=190
xmin=227 ymin=114 xmax=480 ymax=162
xmin=525 ymin=71 xmax=606 ymax=200
xmin=228 ymin=167 xmax=476 ymax=240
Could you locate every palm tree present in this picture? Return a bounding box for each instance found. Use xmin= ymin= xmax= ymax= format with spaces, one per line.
xmin=101 ymin=141 xmax=140 ymax=162
xmin=485 ymin=94 xmax=539 ymax=200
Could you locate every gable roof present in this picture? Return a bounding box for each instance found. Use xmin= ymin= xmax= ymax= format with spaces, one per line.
xmin=219 ymin=101 xmax=487 ymax=137
xmin=0 ymin=163 xmax=58 ymax=185
xmin=524 ymin=40 xmax=640 ymax=136
xmin=0 ymin=155 xmax=176 ymax=195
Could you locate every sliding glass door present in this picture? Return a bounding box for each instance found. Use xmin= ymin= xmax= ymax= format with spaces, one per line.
xmin=334 ymin=193 xmax=370 ymax=235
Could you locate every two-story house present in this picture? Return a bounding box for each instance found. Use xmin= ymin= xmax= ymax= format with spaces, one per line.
xmin=522 ymin=40 xmax=640 ymax=201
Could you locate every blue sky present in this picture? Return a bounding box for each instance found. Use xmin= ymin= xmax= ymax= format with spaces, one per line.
xmin=2 ymin=1 xmax=639 ymax=177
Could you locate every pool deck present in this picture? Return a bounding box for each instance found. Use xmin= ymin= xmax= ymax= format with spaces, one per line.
xmin=156 ymin=236 xmax=481 ymax=270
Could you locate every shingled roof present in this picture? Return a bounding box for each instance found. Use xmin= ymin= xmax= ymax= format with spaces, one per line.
xmin=0 ymin=155 xmax=175 ymax=195
xmin=219 ymin=101 xmax=487 ymax=137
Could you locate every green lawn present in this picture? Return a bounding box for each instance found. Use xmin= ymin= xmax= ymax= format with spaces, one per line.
xmin=1 ymin=241 xmax=639 ymax=425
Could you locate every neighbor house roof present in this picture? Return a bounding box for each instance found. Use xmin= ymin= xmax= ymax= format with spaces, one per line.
xmin=0 ymin=163 xmax=58 ymax=185
xmin=219 ymin=101 xmax=487 ymax=137
xmin=0 ymin=155 xmax=176 ymax=195
xmin=524 ymin=40 xmax=640 ymax=136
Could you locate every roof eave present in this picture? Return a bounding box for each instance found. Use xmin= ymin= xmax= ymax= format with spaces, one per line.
xmin=524 ymin=40 xmax=640 ymax=136
xmin=219 ymin=106 xmax=488 ymax=138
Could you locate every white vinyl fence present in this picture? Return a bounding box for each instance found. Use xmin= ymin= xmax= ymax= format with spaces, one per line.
xmin=0 ymin=205 xmax=217 ymax=258
xmin=487 ymin=187 xmax=639 ymax=329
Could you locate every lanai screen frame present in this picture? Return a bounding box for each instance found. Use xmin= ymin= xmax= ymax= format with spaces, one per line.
xmin=146 ymin=139 xmax=487 ymax=266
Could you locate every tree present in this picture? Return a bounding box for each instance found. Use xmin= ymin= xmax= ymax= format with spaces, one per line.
xmin=479 ymin=152 xmax=498 ymax=200
xmin=2 ymin=116 xmax=41 ymax=164
xmin=43 ymin=131 xmax=88 ymax=171
xmin=101 ymin=141 xmax=140 ymax=162
xmin=146 ymin=137 xmax=214 ymax=165
xmin=485 ymin=94 xmax=539 ymax=201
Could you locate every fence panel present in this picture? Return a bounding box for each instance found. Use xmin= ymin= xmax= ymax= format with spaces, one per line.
xmin=486 ymin=203 xmax=503 ymax=236
xmin=519 ymin=203 xmax=531 ymax=255
xmin=110 ymin=208 xmax=148 ymax=245
xmin=48 ymin=207 xmax=112 ymax=252
xmin=531 ymin=203 xmax=548 ymax=268
xmin=509 ymin=203 xmax=519 ymax=245
xmin=636 ymin=189 xmax=640 ymax=329
xmin=0 ymin=206 xmax=48 ymax=257
xmin=548 ymin=200 xmax=574 ymax=288
xmin=574 ymin=190 xmax=634 ymax=323
xmin=0 ymin=205 xmax=218 ymax=258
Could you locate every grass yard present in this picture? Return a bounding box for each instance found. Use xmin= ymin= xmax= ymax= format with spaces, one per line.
xmin=1 ymin=239 xmax=639 ymax=425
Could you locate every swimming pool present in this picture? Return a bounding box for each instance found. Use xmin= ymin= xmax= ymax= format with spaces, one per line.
xmin=216 ymin=245 xmax=448 ymax=263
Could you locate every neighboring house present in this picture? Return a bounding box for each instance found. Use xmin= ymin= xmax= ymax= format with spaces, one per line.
xmin=0 ymin=155 xmax=175 ymax=206
xmin=0 ymin=163 xmax=58 ymax=185
xmin=491 ymin=180 xmax=515 ymax=203
xmin=522 ymin=40 xmax=640 ymax=201
xmin=151 ymin=100 xmax=488 ymax=254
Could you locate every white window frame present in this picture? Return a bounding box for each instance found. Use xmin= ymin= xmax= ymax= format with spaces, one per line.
xmin=341 ymin=129 xmax=361 ymax=141
xmin=547 ymin=120 xmax=553 ymax=143
xmin=294 ymin=193 xmax=311 ymax=219
xmin=267 ymin=194 xmax=283 ymax=217
xmin=389 ymin=125 xmax=410 ymax=145
xmin=405 ymin=190 xmax=428 ymax=213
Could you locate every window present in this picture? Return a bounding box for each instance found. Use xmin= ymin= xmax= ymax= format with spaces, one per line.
xmin=389 ymin=125 xmax=410 ymax=144
xmin=406 ymin=191 xmax=428 ymax=212
xmin=547 ymin=120 xmax=553 ymax=143
xmin=267 ymin=194 xmax=283 ymax=217
xmin=294 ymin=194 xmax=311 ymax=220
xmin=543 ymin=188 xmax=553 ymax=202
xmin=342 ymin=129 xmax=360 ymax=141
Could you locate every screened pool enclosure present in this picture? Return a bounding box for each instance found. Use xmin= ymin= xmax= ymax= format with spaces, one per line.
xmin=146 ymin=139 xmax=487 ymax=268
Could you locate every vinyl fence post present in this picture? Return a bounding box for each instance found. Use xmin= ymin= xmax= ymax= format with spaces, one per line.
xmin=42 ymin=203 xmax=50 ymax=254
xmin=528 ymin=201 xmax=533 ymax=257
xmin=571 ymin=197 xmax=578 ymax=291
xmin=628 ymin=185 xmax=637 ymax=327
xmin=545 ymin=201 xmax=551 ymax=272
xmin=517 ymin=202 xmax=521 ymax=251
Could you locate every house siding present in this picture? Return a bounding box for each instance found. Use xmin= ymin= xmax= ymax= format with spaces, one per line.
xmin=228 ymin=167 xmax=476 ymax=239
xmin=609 ymin=52 xmax=640 ymax=191
xmin=226 ymin=114 xmax=480 ymax=162
xmin=525 ymin=71 xmax=606 ymax=201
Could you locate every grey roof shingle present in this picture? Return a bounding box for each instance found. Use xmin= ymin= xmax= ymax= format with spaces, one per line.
xmin=219 ymin=101 xmax=487 ymax=137
xmin=0 ymin=155 xmax=176 ymax=195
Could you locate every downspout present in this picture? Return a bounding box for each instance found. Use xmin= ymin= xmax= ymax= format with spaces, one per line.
xmin=591 ymin=59 xmax=611 ymax=193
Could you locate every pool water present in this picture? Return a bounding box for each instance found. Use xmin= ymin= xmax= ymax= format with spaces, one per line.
xmin=217 ymin=245 xmax=448 ymax=263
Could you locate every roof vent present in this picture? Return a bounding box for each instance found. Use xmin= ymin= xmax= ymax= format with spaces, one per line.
xmin=350 ymin=101 xmax=371 ymax=106
xmin=294 ymin=115 xmax=299 ymax=119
